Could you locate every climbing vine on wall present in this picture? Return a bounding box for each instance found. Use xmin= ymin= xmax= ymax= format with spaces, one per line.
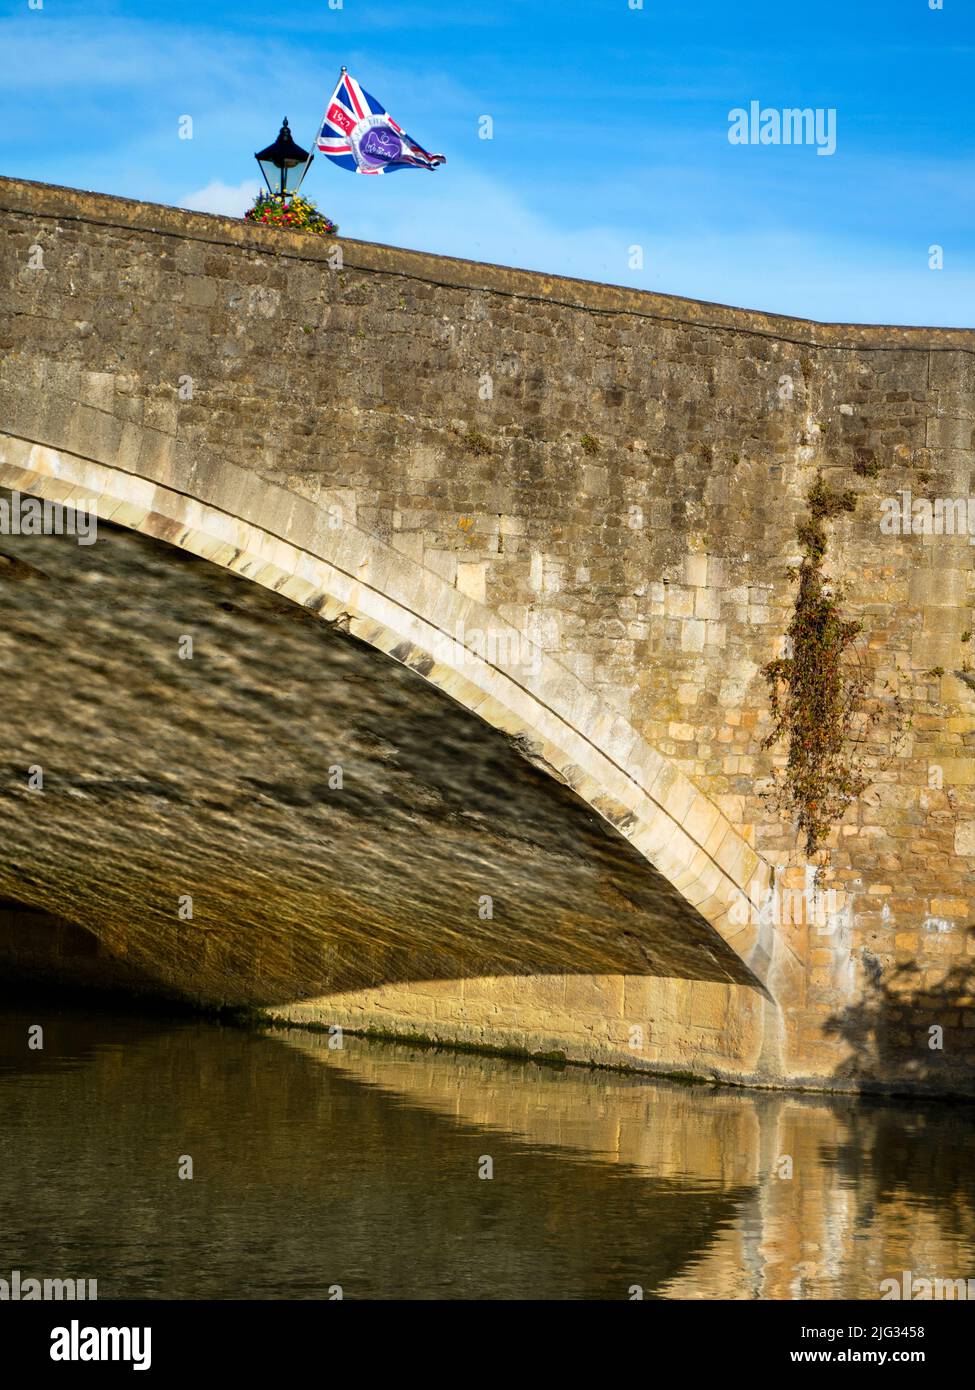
xmin=761 ymin=475 xmax=901 ymax=867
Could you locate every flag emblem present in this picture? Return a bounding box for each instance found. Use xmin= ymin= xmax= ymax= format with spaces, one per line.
xmin=316 ymin=70 xmax=446 ymax=175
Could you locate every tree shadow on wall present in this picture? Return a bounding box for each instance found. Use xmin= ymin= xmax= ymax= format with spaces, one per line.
xmin=823 ymin=942 xmax=975 ymax=1093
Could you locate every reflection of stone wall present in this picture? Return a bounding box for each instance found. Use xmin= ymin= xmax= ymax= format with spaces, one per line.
xmin=4 ymin=1014 xmax=970 ymax=1299
xmin=283 ymin=1032 xmax=975 ymax=1302
xmin=1 ymin=176 xmax=974 ymax=1092
xmin=662 ymin=1096 xmax=975 ymax=1300
xmin=281 ymin=1029 xmax=762 ymax=1186
xmin=0 ymin=1014 xmax=752 ymax=1300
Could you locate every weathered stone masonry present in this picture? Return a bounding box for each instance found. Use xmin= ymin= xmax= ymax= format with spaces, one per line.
xmin=0 ymin=176 xmax=973 ymax=1092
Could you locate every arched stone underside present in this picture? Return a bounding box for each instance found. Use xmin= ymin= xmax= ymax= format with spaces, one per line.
xmin=0 ymin=435 xmax=780 ymax=951
xmin=0 ymin=432 xmax=800 ymax=1084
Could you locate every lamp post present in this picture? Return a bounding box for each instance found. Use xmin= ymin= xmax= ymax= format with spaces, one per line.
xmin=254 ymin=118 xmax=312 ymax=202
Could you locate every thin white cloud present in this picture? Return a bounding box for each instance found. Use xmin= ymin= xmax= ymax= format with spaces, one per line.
xmin=181 ymin=179 xmax=261 ymax=218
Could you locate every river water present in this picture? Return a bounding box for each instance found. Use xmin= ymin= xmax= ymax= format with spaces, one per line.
xmin=1 ymin=1002 xmax=973 ymax=1301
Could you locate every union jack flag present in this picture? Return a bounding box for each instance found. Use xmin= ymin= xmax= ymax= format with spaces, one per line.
xmin=316 ymin=69 xmax=446 ymax=175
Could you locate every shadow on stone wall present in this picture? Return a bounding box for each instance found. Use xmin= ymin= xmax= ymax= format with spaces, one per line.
xmin=823 ymin=945 xmax=975 ymax=1093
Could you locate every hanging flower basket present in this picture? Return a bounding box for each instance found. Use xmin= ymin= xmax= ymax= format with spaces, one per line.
xmin=244 ymin=192 xmax=338 ymax=237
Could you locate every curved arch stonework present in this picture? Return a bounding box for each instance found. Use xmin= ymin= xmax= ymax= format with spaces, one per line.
xmin=0 ymin=430 xmax=799 ymax=1085
xmin=0 ymin=433 xmax=782 ymax=962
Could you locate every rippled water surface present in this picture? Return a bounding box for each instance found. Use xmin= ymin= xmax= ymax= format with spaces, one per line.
xmin=1 ymin=1003 xmax=973 ymax=1300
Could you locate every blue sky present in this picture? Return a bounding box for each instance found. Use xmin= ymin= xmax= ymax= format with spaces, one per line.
xmin=1 ymin=0 xmax=972 ymax=324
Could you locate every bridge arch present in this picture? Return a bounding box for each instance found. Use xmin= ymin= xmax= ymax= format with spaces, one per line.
xmin=0 ymin=426 xmax=782 ymax=990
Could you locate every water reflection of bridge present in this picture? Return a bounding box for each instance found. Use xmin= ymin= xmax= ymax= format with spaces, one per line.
xmin=1 ymin=1006 xmax=972 ymax=1299
xmin=283 ymin=1032 xmax=975 ymax=1300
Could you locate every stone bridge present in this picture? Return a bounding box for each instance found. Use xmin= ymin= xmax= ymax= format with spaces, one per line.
xmin=0 ymin=176 xmax=973 ymax=1093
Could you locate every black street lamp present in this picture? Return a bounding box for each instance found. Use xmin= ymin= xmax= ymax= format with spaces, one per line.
xmin=254 ymin=118 xmax=312 ymax=201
